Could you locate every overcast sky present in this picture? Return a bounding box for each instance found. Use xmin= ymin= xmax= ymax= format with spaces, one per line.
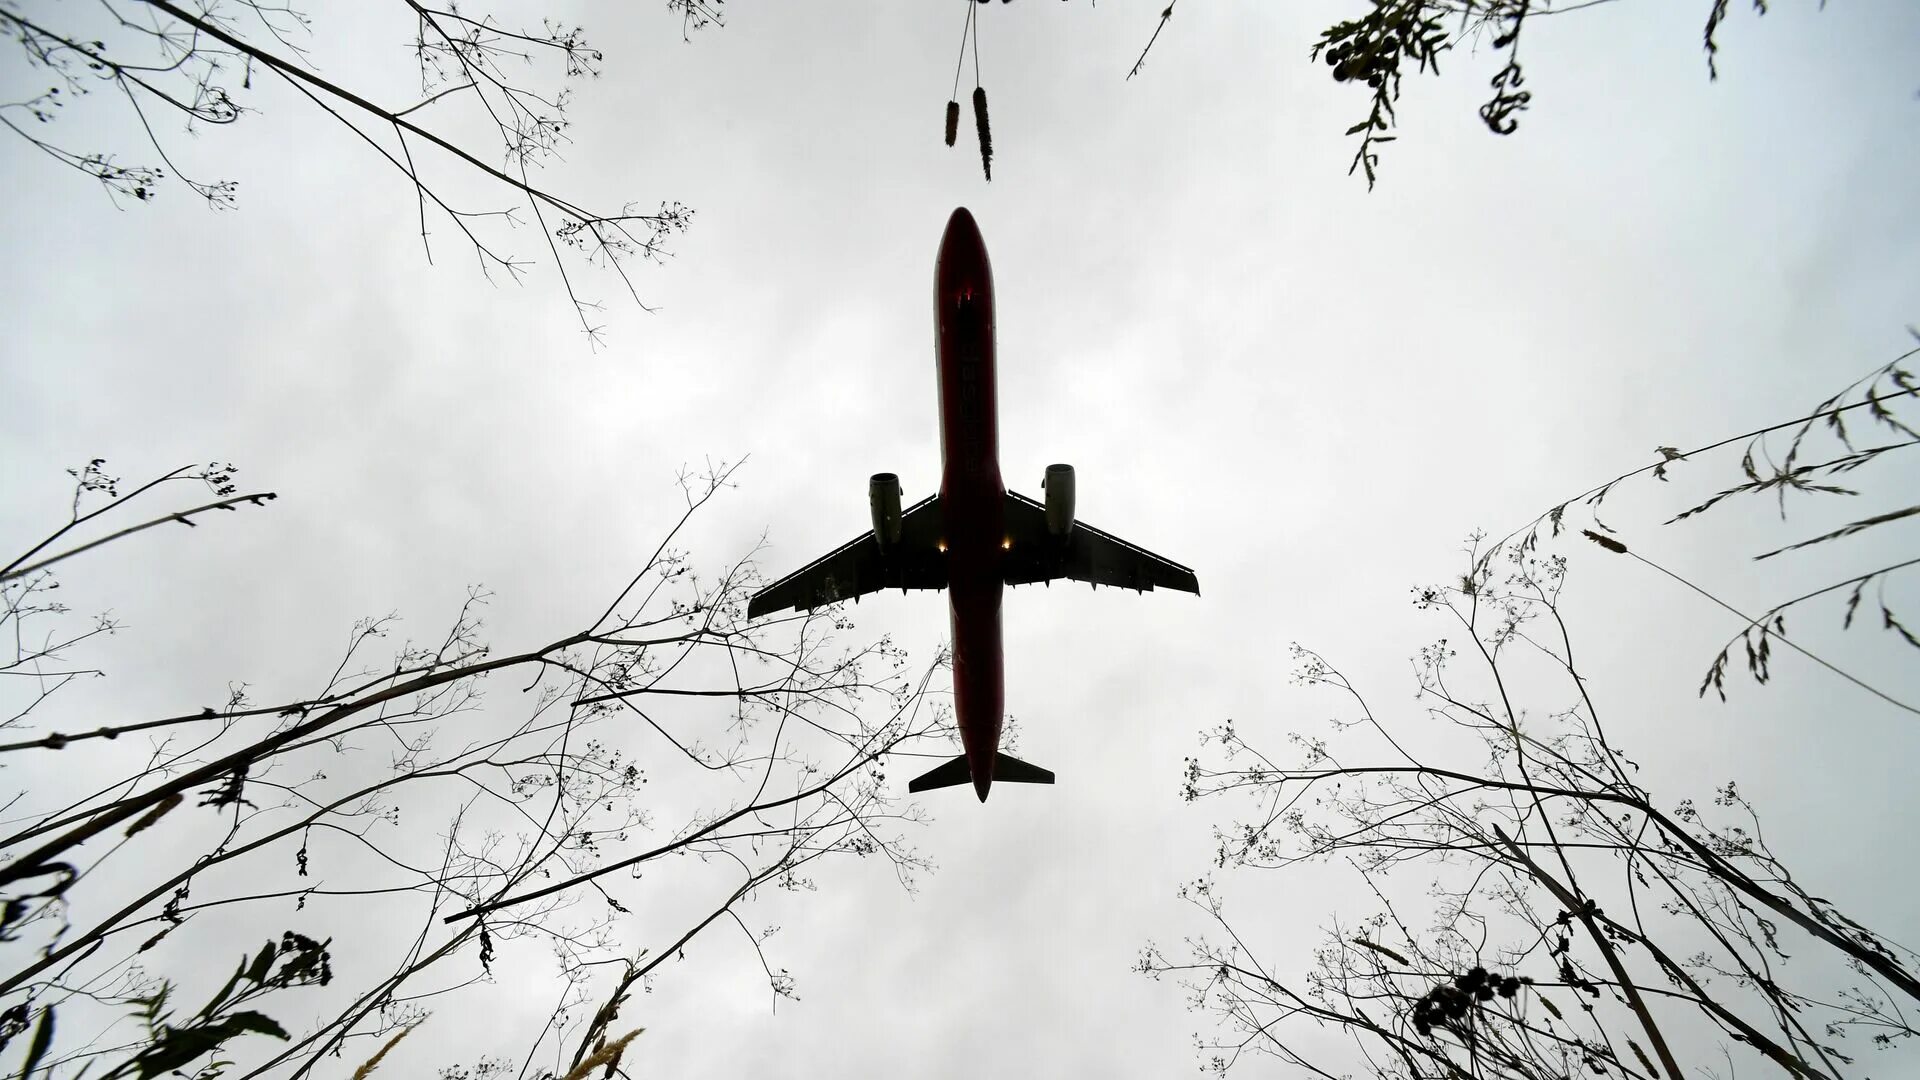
xmin=4 ymin=1 xmax=1918 ymax=1077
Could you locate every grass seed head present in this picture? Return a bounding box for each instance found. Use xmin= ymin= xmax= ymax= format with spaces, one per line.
xmin=972 ymin=86 xmax=992 ymax=181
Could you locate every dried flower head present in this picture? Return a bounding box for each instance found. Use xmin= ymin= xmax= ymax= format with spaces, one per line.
xmin=972 ymin=86 xmax=992 ymax=181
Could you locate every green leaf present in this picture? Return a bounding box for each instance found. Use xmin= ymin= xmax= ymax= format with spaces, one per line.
xmin=133 ymin=1014 xmax=287 ymax=1079
xmin=137 ymin=1031 xmax=223 ymax=1078
xmin=245 ymin=943 xmax=275 ymax=985
xmin=16 ymin=1005 xmax=53 ymax=1080
xmin=226 ymin=1012 xmax=289 ymax=1040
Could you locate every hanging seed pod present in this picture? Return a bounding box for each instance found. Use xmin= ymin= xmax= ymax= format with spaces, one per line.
xmin=945 ymin=100 xmax=960 ymax=147
xmin=972 ymin=86 xmax=993 ymax=181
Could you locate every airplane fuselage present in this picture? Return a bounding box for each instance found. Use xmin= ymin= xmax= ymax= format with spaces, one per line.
xmin=747 ymin=207 xmax=1197 ymax=801
xmin=933 ymin=209 xmax=1007 ymax=801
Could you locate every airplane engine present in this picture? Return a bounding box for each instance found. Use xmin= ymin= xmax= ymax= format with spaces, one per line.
xmin=1042 ymin=464 xmax=1076 ymax=538
xmin=869 ymin=472 xmax=903 ymax=549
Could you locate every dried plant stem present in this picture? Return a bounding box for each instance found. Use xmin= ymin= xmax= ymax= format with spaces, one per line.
xmin=1495 ymin=824 xmax=1685 ymax=1080
xmin=0 ymin=492 xmax=277 ymax=584
xmin=1621 ymin=546 xmax=1920 ymax=717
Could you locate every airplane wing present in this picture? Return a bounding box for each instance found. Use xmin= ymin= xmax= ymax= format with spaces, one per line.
xmin=1000 ymin=491 xmax=1199 ymax=595
xmin=747 ymin=495 xmax=947 ymax=619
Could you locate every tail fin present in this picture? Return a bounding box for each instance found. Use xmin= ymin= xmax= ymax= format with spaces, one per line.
xmin=907 ymin=752 xmax=1055 ymax=793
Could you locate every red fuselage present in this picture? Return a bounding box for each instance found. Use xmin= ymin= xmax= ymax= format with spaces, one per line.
xmin=932 ymin=208 xmax=1007 ymax=802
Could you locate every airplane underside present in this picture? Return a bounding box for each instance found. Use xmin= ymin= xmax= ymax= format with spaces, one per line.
xmin=746 ymin=208 xmax=1199 ymax=802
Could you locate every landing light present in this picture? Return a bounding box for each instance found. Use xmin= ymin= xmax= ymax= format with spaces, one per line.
xmin=937 ymin=541 xmax=947 ymax=553
xmin=1001 ymin=538 xmax=1011 ymax=550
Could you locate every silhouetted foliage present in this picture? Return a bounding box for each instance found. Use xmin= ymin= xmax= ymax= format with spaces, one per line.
xmin=942 ymin=0 xmax=996 ymax=181
xmin=1496 ymin=339 xmax=1919 ymax=713
xmin=1129 ymin=0 xmax=1803 ymax=188
xmin=1140 ymin=551 xmax=1918 ymax=1077
xmin=0 ymin=2 xmax=724 ymax=345
xmin=1140 ymin=354 xmax=1920 ymax=1076
xmin=1 ymin=459 xmax=948 ymax=1078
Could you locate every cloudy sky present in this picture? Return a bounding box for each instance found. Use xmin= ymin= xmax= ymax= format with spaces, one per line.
xmin=3 ymin=0 xmax=1918 ymax=1076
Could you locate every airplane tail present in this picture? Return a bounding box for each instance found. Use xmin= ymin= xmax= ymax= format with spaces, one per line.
xmin=907 ymin=752 xmax=1055 ymax=793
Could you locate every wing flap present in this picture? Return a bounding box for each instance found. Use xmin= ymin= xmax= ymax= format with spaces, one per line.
xmin=747 ymin=494 xmax=946 ymax=619
xmin=1000 ymin=491 xmax=1199 ymax=595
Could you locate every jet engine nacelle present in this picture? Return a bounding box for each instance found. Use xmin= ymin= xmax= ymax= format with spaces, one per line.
xmin=869 ymin=472 xmax=903 ymax=549
xmin=1042 ymin=464 xmax=1076 ymax=538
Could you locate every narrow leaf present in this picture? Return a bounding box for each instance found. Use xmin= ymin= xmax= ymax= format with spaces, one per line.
xmin=246 ymin=942 xmax=276 ymax=985
xmin=227 ymin=1011 xmax=290 ymax=1040
xmin=17 ymin=1006 xmax=53 ymax=1080
xmin=1753 ymin=504 xmax=1920 ymax=560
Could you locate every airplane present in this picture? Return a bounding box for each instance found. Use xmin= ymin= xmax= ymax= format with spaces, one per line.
xmin=746 ymin=207 xmax=1199 ymax=802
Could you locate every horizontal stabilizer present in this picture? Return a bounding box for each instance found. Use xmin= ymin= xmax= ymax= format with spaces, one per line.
xmin=906 ymin=752 xmax=1056 ymax=793
xmin=907 ymin=755 xmax=972 ymax=793
xmin=991 ymin=752 xmax=1055 ymax=785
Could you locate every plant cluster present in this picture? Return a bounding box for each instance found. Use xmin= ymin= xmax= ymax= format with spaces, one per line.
xmin=0 ymin=1 xmax=708 ymax=345
xmin=1140 ymin=349 xmax=1920 ymax=1077
xmin=1 ymin=459 xmax=948 ymax=1078
xmin=1143 ymin=550 xmax=1917 ymax=1077
xmin=1129 ymin=0 xmax=1791 ymax=188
